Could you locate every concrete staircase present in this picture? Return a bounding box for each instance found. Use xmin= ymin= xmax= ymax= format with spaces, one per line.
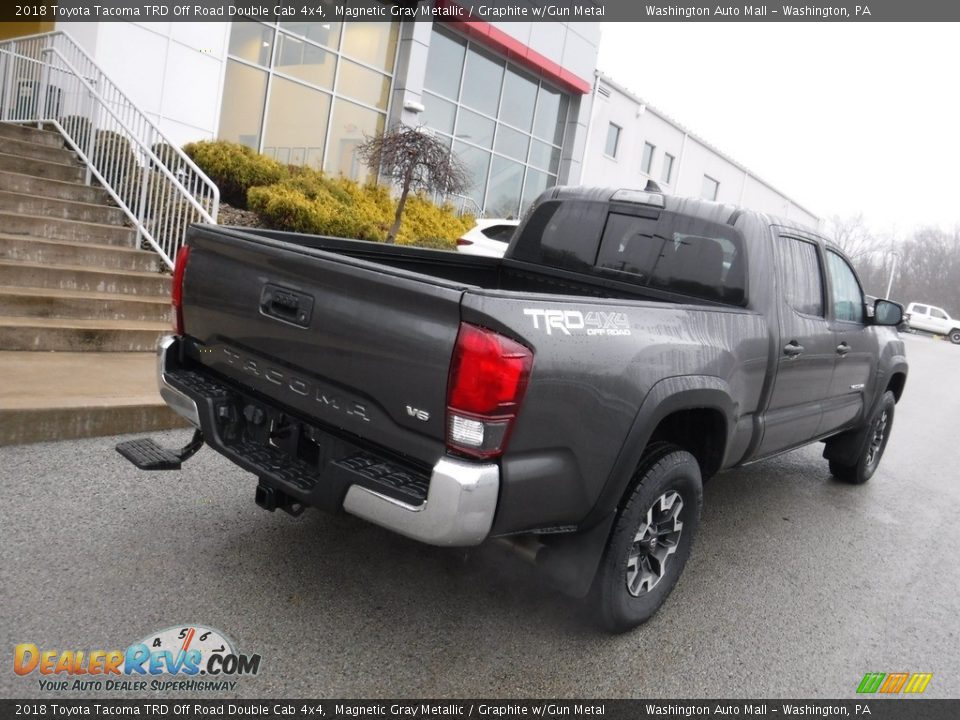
xmin=0 ymin=122 xmax=186 ymax=445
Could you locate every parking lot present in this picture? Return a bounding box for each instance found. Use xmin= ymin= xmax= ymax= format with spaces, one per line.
xmin=2 ymin=332 xmax=958 ymax=699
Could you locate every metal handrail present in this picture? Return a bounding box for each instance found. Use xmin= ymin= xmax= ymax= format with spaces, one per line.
xmin=433 ymin=191 xmax=484 ymax=218
xmin=0 ymin=31 xmax=218 ymax=268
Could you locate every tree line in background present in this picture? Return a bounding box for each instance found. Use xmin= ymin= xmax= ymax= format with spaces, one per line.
xmin=828 ymin=216 xmax=960 ymax=317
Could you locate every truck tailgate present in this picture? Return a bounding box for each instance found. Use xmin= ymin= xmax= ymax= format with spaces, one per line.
xmin=180 ymin=226 xmax=466 ymax=464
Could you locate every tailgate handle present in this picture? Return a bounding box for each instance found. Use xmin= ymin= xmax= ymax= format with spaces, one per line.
xmin=260 ymin=284 xmax=314 ymax=328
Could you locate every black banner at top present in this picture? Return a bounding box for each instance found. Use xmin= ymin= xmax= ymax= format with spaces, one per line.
xmin=2 ymin=700 xmax=960 ymax=720
xmin=3 ymin=0 xmax=960 ymax=23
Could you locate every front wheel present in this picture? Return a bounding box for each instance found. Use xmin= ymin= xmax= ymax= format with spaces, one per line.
xmin=590 ymin=444 xmax=703 ymax=633
xmin=949 ymin=328 xmax=960 ymax=345
xmin=829 ymin=390 xmax=896 ymax=484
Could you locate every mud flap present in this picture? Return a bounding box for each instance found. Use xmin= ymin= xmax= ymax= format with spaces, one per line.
xmin=535 ymin=512 xmax=618 ymax=599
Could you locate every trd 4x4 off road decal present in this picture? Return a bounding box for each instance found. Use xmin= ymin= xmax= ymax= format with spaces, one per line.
xmin=523 ymin=308 xmax=631 ymax=336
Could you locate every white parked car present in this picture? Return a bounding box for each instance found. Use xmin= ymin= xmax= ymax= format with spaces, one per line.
xmin=905 ymin=302 xmax=960 ymax=343
xmin=455 ymin=219 xmax=519 ymax=257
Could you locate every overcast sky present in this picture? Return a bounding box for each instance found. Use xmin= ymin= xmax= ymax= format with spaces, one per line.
xmin=597 ymin=22 xmax=960 ymax=235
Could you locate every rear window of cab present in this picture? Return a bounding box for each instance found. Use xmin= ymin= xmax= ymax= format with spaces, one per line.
xmin=513 ymin=200 xmax=747 ymax=306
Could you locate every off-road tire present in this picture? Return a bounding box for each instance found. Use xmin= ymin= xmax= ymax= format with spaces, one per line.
xmin=591 ymin=443 xmax=703 ymax=633
xmin=829 ymin=390 xmax=896 ymax=485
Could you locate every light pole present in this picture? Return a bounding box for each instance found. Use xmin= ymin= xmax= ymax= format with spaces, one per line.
xmin=885 ymin=250 xmax=901 ymax=299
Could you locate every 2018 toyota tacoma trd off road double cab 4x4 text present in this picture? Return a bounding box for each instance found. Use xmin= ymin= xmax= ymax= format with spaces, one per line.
xmin=118 ymin=186 xmax=908 ymax=631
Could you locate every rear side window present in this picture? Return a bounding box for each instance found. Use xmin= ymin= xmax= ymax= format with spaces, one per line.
xmin=595 ymin=211 xmax=747 ymax=305
xmin=913 ymin=304 xmax=928 ymax=314
xmin=481 ymin=224 xmax=517 ymax=243
xmin=779 ymin=237 xmax=824 ymax=316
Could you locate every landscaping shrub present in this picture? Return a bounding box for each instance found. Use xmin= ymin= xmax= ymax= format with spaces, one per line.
xmin=393 ymin=196 xmax=473 ymax=250
xmin=182 ymin=140 xmax=285 ymax=208
xmin=247 ymin=179 xmax=387 ymax=242
xmin=188 ymin=141 xmax=471 ymax=248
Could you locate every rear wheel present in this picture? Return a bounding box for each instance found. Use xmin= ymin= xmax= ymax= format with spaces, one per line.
xmin=829 ymin=391 xmax=896 ymax=484
xmin=591 ymin=444 xmax=702 ymax=633
xmin=949 ymin=328 xmax=960 ymax=344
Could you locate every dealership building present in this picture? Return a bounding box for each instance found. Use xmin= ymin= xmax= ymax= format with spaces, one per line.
xmin=0 ymin=15 xmax=817 ymax=225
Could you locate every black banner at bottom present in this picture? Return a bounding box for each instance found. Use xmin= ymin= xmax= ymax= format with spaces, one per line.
xmin=2 ymin=700 xmax=959 ymax=720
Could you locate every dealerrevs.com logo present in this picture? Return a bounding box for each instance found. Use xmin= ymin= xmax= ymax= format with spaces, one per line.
xmin=14 ymin=625 xmax=262 ymax=693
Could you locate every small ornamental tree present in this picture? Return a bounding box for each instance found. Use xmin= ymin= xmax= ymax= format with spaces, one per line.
xmin=357 ymin=124 xmax=470 ymax=244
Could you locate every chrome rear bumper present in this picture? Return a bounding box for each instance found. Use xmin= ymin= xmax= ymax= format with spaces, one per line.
xmin=156 ymin=335 xmax=499 ymax=546
xmin=157 ymin=335 xmax=200 ymax=427
xmin=343 ymin=457 xmax=499 ymax=546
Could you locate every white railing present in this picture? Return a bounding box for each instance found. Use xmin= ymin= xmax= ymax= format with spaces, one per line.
xmin=432 ymin=191 xmax=484 ymax=219
xmin=0 ymin=31 xmax=218 ymax=269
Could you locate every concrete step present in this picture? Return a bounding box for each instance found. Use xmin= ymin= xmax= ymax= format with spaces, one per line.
xmin=0 ymin=123 xmax=66 ymax=149
xmin=0 ymin=351 xmax=187 ymax=446
xmin=0 ymin=260 xmax=170 ymax=295
xmin=0 ymin=235 xmax=161 ymax=273
xmin=0 ymin=151 xmax=84 ymax=183
xmin=0 ymin=316 xmax=169 ymax=351
xmin=0 ymin=286 xmax=169 ymax=322
xmin=0 ymin=211 xmax=134 ymax=246
xmin=0 ymin=170 xmax=111 ymax=205
xmin=0 ymin=190 xmax=126 ymax=225
xmin=0 ymin=135 xmax=76 ymax=165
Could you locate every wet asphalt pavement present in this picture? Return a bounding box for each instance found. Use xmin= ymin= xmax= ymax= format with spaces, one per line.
xmin=2 ymin=332 xmax=958 ymax=699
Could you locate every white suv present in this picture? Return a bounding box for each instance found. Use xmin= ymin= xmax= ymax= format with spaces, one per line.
xmin=905 ymin=302 xmax=960 ymax=344
xmin=455 ymin=219 xmax=519 ymax=258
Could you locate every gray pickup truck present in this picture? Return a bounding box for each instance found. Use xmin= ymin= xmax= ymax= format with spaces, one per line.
xmin=118 ymin=186 xmax=907 ymax=631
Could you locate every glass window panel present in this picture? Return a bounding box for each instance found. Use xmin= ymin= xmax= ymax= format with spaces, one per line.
xmin=604 ymin=123 xmax=621 ymax=158
xmin=596 ymin=213 xmax=746 ymax=304
xmin=461 ymin=46 xmax=504 ymax=117
xmin=641 ymin=142 xmax=655 ymax=174
xmin=495 ymin=125 xmax=529 ymax=162
xmin=701 ymin=175 xmax=720 ymax=201
xmin=341 ymin=22 xmax=398 ymax=73
xmin=262 ymin=77 xmax=330 ymax=170
xmin=529 ymin=139 xmax=560 ymax=173
xmin=228 ymin=22 xmax=274 ymax=66
xmin=424 ymin=29 xmax=466 ymax=100
xmin=521 ymin=168 xmax=552 ymax=213
xmin=662 ymin=153 xmax=675 ymax=184
xmin=533 ymin=84 xmax=568 ymax=145
xmin=780 ymin=238 xmax=824 ymax=316
xmin=826 ymin=251 xmax=865 ymax=323
xmin=453 ymin=140 xmax=491 ymax=211
xmin=275 ymin=33 xmax=336 ymax=89
xmin=280 ymin=16 xmax=342 ymax=50
xmin=501 ymin=67 xmax=537 ymax=132
xmin=218 ymin=60 xmax=268 ymax=149
xmin=324 ymin=99 xmax=385 ymax=182
xmin=486 ymin=157 xmax=524 ymax=219
xmin=338 ymin=59 xmax=390 ymax=109
xmin=455 ymin=109 xmax=495 ymax=149
xmin=422 ymin=93 xmax=456 ymax=135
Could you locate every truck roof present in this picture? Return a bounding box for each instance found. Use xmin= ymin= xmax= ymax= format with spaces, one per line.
xmin=545 ymin=185 xmax=821 ymax=240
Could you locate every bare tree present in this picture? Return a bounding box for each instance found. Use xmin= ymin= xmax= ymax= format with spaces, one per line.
xmin=827 ymin=214 xmax=879 ymax=260
xmin=357 ymin=125 xmax=470 ymax=244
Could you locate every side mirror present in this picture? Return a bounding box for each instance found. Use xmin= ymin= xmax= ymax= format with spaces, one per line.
xmin=874 ymin=299 xmax=903 ymax=326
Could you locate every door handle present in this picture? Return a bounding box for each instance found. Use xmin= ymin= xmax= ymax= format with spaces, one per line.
xmin=783 ymin=341 xmax=805 ymax=357
xmin=836 ymin=342 xmax=850 ymax=356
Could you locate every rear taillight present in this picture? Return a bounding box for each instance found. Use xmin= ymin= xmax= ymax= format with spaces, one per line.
xmin=456 ymin=237 xmax=473 ymax=246
xmin=446 ymin=323 xmax=533 ymax=459
xmin=171 ymin=245 xmax=190 ymax=335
